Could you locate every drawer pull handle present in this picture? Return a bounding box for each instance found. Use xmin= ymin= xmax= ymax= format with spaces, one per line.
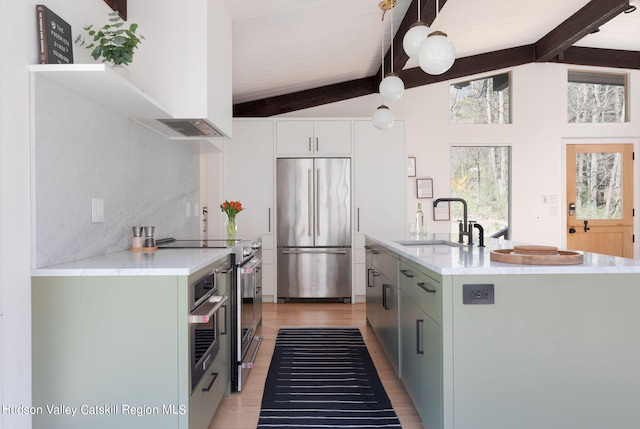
xmin=417 ymin=282 xmax=436 ymax=294
xmin=371 ymin=249 xmax=380 ymax=254
xmin=382 ymin=284 xmax=391 ymax=310
xmin=416 ymin=319 xmax=424 ymax=355
xmin=400 ymin=269 xmax=414 ymax=278
xmin=202 ymin=372 xmax=219 ymax=392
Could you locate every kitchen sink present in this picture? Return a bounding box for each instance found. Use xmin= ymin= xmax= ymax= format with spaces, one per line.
xmin=394 ymin=239 xmax=462 ymax=247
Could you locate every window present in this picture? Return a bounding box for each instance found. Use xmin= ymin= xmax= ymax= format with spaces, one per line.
xmin=449 ymin=146 xmax=511 ymax=238
xmin=567 ymin=71 xmax=627 ymax=123
xmin=450 ymin=73 xmax=511 ymax=124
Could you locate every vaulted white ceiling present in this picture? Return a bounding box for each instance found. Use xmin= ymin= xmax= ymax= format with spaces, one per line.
xmin=225 ymin=0 xmax=640 ymax=106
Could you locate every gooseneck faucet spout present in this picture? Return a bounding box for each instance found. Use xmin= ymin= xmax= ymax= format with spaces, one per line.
xmin=433 ymin=198 xmax=468 ymax=243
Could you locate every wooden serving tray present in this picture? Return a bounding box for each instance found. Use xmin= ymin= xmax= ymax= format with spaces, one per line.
xmin=490 ymin=248 xmax=583 ymax=265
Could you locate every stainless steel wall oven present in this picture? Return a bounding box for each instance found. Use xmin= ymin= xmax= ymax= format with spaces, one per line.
xmin=234 ymin=248 xmax=263 ymax=391
xmin=188 ymin=266 xmax=229 ymax=391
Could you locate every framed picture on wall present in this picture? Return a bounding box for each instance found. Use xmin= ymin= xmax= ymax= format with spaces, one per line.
xmin=416 ymin=178 xmax=433 ymax=198
xmin=433 ymin=201 xmax=450 ymax=221
xmin=407 ymin=157 xmax=416 ymax=177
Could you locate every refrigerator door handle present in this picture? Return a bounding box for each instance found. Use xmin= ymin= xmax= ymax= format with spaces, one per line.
xmin=316 ymin=168 xmax=321 ymax=237
xmin=281 ymin=249 xmax=348 ymax=255
xmin=307 ymin=168 xmax=312 ymax=236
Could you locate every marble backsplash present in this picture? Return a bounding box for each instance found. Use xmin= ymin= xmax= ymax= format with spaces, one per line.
xmin=32 ymin=75 xmax=201 ymax=268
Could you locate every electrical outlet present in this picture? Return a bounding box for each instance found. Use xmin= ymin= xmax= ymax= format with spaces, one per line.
xmin=463 ymin=284 xmax=494 ymax=305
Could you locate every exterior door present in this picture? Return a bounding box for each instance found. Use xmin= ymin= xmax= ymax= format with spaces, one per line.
xmin=566 ymin=144 xmax=634 ymax=257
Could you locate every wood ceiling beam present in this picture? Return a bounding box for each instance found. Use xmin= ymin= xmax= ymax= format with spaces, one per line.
xmin=233 ymin=77 xmax=377 ymax=117
xmin=550 ymin=46 xmax=640 ymax=70
xmin=534 ymin=0 xmax=629 ymax=62
xmin=399 ymin=45 xmax=535 ymax=89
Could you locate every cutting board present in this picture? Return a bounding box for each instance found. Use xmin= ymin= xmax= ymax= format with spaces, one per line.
xmin=490 ymin=245 xmax=583 ymax=265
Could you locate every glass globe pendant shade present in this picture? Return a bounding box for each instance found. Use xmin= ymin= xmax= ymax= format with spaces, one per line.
xmin=418 ymin=30 xmax=456 ymax=75
xmin=379 ymin=73 xmax=405 ymax=101
xmin=372 ymin=105 xmax=394 ymax=130
xmin=403 ymin=21 xmax=431 ymax=59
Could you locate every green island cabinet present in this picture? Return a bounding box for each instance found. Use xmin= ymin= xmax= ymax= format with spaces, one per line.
xmin=398 ymin=257 xmax=443 ymax=429
xmin=31 ymin=256 xmax=231 ymax=429
xmin=365 ymin=236 xmax=640 ymax=429
xmin=365 ymin=243 xmax=400 ymax=374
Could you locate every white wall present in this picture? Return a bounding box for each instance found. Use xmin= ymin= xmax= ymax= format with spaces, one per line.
xmin=279 ymin=63 xmax=640 ymax=253
xmin=32 ymin=76 xmax=201 ymax=267
xmin=0 ymin=1 xmax=209 ymax=427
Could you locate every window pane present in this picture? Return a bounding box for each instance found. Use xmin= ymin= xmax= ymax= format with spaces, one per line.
xmin=450 ymin=146 xmax=511 ymax=236
xmin=567 ymin=71 xmax=627 ymax=123
xmin=575 ymin=152 xmax=623 ymax=220
xmin=450 ymin=73 xmax=511 ymax=124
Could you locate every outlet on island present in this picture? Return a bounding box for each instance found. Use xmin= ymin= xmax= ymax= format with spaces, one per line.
xmin=462 ymin=284 xmax=495 ymax=305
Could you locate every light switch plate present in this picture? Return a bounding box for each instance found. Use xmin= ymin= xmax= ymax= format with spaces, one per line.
xmin=186 ymin=202 xmax=191 ymax=217
xmin=92 ymin=198 xmax=104 ymax=223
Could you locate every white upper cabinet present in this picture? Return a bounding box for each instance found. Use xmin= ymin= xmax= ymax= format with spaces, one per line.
xmin=276 ymin=120 xmax=351 ymax=155
xmin=224 ymin=120 xmax=275 ymax=237
xmin=354 ymin=120 xmax=406 ymax=236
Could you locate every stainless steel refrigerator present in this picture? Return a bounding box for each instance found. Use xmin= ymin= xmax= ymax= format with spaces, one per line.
xmin=277 ymin=158 xmax=351 ymax=300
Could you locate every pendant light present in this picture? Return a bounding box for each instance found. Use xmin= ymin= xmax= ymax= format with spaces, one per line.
xmin=373 ymin=1 xmax=395 ymax=130
xmin=418 ymin=0 xmax=455 ymax=75
xmin=379 ymin=6 xmax=404 ymax=101
xmin=402 ymin=0 xmax=431 ymax=59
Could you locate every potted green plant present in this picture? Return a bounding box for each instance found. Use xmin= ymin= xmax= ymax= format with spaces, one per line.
xmin=75 ymin=11 xmax=144 ymax=66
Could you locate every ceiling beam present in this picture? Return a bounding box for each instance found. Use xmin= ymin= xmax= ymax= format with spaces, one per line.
xmin=399 ymin=45 xmax=535 ymax=89
xmin=550 ymin=46 xmax=640 ymax=70
xmin=233 ymin=76 xmax=377 ymax=117
xmin=534 ymin=0 xmax=629 ymax=62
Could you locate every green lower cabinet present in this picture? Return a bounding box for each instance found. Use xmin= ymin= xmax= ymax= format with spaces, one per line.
xmin=400 ymin=291 xmax=443 ymax=429
xmin=31 ymin=257 xmax=231 ymax=429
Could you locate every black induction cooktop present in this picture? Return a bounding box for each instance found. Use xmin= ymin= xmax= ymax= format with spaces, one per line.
xmin=156 ymin=238 xmax=244 ymax=248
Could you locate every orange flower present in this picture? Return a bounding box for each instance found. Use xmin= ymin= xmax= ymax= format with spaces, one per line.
xmin=220 ymin=200 xmax=244 ymax=218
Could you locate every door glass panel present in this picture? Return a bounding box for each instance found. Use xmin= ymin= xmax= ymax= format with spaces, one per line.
xmin=575 ymin=152 xmax=623 ymax=220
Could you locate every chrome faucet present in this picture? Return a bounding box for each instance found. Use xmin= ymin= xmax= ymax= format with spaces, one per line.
xmin=433 ymin=198 xmax=469 ymax=244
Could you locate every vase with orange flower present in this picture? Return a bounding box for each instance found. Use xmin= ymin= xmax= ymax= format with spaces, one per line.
xmin=220 ymin=200 xmax=243 ymax=239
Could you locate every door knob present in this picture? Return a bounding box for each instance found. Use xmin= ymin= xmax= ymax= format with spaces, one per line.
xmin=569 ymin=227 xmax=576 ymax=234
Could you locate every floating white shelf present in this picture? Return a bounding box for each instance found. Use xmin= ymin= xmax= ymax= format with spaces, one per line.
xmin=29 ymin=63 xmax=172 ymax=119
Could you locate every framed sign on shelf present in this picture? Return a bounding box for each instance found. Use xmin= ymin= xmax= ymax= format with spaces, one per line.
xmin=416 ymin=178 xmax=433 ymax=199
xmin=433 ymin=201 xmax=450 ymax=221
xmin=407 ymin=157 xmax=416 ymax=177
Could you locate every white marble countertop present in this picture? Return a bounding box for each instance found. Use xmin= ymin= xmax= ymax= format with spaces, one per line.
xmin=366 ymin=233 xmax=640 ymax=275
xmin=31 ymin=248 xmax=232 ymax=277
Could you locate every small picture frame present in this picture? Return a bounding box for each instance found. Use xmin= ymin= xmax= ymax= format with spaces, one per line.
xmin=407 ymin=157 xmax=416 ymax=177
xmin=433 ymin=201 xmax=450 ymax=221
xmin=416 ymin=178 xmax=433 ymax=199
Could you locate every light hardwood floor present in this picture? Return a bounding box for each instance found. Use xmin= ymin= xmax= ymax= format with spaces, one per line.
xmin=208 ymin=302 xmax=423 ymax=429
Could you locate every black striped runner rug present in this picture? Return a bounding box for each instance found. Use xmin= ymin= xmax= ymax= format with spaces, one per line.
xmin=257 ymin=327 xmax=401 ymax=428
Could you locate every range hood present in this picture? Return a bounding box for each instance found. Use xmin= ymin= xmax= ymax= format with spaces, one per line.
xmin=156 ymin=118 xmax=223 ymax=138
xmin=135 ymin=118 xmax=225 ymax=140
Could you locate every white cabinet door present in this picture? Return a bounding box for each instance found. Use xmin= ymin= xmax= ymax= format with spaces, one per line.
xmin=353 ymin=120 xmax=405 ymax=299
xmin=276 ymin=121 xmax=314 ymax=155
xmin=276 ymin=120 xmax=351 ymax=155
xmin=224 ymin=120 xmax=274 ymax=237
xmin=354 ymin=120 xmax=406 ymax=236
xmin=314 ymin=120 xmax=351 ymax=154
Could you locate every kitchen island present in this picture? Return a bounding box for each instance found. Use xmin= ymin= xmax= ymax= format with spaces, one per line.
xmin=365 ymin=234 xmax=640 ymax=429
xmin=30 ymin=248 xmax=232 ymax=429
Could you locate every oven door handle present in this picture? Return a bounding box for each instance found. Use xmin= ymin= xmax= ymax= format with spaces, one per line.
xmin=189 ymin=295 xmax=229 ymax=324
